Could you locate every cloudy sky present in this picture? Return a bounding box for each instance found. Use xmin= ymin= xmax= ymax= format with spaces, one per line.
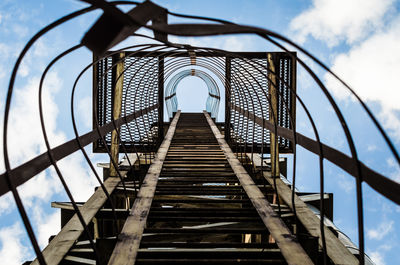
xmin=0 ymin=0 xmax=399 ymax=264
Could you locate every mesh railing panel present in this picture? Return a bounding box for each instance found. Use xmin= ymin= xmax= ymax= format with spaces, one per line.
xmin=94 ymin=55 xmax=160 ymax=152
xmin=229 ymin=54 xmax=295 ymax=153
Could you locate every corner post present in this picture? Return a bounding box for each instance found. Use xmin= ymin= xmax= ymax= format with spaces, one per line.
xmin=268 ymin=53 xmax=280 ymax=177
xmin=110 ymin=52 xmax=125 ymax=177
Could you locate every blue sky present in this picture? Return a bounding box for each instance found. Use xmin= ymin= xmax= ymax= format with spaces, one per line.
xmin=0 ymin=0 xmax=399 ymax=264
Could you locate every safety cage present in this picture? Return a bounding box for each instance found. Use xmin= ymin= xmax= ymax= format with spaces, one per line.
xmin=93 ymin=51 xmax=296 ymax=154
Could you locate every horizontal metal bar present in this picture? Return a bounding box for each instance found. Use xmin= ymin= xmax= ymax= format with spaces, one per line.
xmin=0 ymin=104 xmax=158 ymax=197
xmin=231 ymin=103 xmax=400 ymax=205
xmin=143 ymin=228 xmax=267 ymax=234
xmin=208 ymin=93 xmax=220 ymax=99
xmin=165 ymin=93 xmax=176 ymax=100
xmin=139 ymin=242 xmax=276 ymax=248
xmin=106 ymin=50 xmax=295 ymax=59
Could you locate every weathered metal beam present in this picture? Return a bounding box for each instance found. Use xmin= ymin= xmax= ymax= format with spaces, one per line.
xmin=81 ymin=1 xmax=168 ymax=55
xmin=108 ymin=111 xmax=181 ymax=265
xmin=268 ymin=53 xmax=280 ymax=177
xmin=250 ymin=154 xmax=358 ymax=265
xmin=204 ymin=111 xmax=313 ymax=265
xmin=63 ymin=255 xmax=96 ymax=265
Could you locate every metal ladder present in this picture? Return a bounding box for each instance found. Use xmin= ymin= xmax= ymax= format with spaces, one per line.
xmin=58 ymin=112 xmax=317 ymax=265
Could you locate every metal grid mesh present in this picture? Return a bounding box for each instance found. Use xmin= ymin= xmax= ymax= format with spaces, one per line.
xmin=94 ymin=52 xmax=294 ymax=153
xmin=94 ymin=55 xmax=159 ymax=152
xmin=95 ymin=56 xmax=113 ymax=129
xmin=230 ymin=58 xmax=270 ymax=145
xmin=277 ymin=55 xmax=294 ymax=148
xmin=229 ymin=54 xmax=294 ymax=152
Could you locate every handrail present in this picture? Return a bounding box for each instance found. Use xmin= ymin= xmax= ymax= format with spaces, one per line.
xmin=0 ymin=104 xmax=157 ymax=197
xmin=231 ymin=103 xmax=400 ymax=205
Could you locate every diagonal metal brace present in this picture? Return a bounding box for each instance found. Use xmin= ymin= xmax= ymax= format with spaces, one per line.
xmin=81 ymin=0 xmax=168 ymax=55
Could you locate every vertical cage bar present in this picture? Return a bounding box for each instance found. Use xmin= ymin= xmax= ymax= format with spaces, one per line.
xmin=225 ymin=56 xmax=231 ymax=142
xmin=158 ymin=55 xmax=164 ymax=144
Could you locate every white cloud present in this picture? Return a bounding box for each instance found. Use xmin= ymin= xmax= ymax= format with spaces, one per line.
xmin=0 ymin=59 xmax=98 ymax=263
xmin=5 ymin=72 xmax=65 ymax=166
xmin=38 ymin=212 xmax=60 ymax=248
xmin=122 ymin=28 xmax=253 ymax=52
xmin=378 ymin=108 xmax=400 ymax=142
xmin=369 ymin=251 xmax=385 ymax=265
xmin=33 ymin=39 xmax=49 ymax=58
xmin=9 ymin=152 xmax=98 ymax=212
xmin=17 ymin=171 xmax=62 ymax=208
xmin=221 ymin=36 xmax=246 ymax=51
xmin=290 ymin=0 xmax=394 ymax=46
xmin=324 ymin=17 xmax=400 ymax=140
xmin=33 ymin=208 xmax=60 ymax=248
xmin=367 ymin=242 xmax=394 ymax=265
xmin=168 ymin=35 xmax=254 ymax=52
xmin=0 ymin=193 xmax=13 ymax=215
xmin=57 ymin=152 xmax=98 ymax=202
xmin=0 ymin=223 xmax=30 ymax=265
xmin=0 ymin=2 xmax=105 ymax=264
xmin=378 ymin=244 xmax=393 ymax=252
xmin=367 ymin=219 xmax=394 ymax=240
xmin=18 ymin=60 xmax=30 ymax=77
xmin=324 ymin=18 xmax=400 ymax=108
xmin=0 ymin=72 xmax=64 ymax=212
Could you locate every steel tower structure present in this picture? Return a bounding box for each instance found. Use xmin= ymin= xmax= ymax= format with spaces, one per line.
xmin=1 ymin=1 xmax=399 ymax=265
